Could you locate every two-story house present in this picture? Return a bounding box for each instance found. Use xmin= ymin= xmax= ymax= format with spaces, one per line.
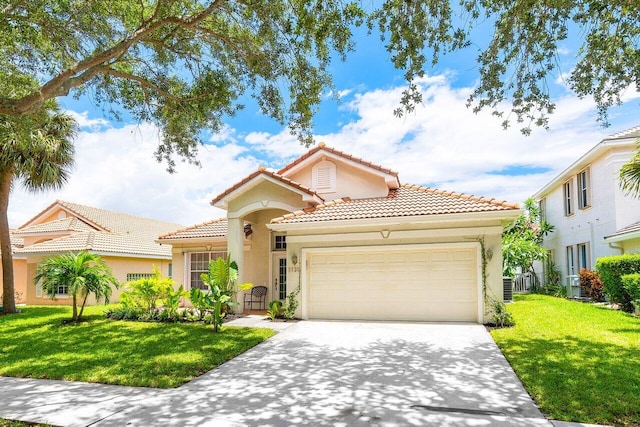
xmin=533 ymin=126 xmax=640 ymax=294
xmin=159 ymin=143 xmax=521 ymax=323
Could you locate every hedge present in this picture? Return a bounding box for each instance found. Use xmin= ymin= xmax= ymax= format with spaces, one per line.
xmin=594 ymin=253 xmax=640 ymax=312
xmin=622 ymin=273 xmax=640 ymax=301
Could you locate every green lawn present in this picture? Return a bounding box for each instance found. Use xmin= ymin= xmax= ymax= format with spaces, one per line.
xmin=0 ymin=306 xmax=275 ymax=388
xmin=491 ymin=294 xmax=640 ymax=426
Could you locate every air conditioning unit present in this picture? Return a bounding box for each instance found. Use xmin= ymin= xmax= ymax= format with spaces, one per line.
xmin=503 ymin=277 xmax=513 ymax=302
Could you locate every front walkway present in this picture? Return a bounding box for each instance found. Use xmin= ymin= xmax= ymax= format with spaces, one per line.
xmin=0 ymin=320 xmax=597 ymax=426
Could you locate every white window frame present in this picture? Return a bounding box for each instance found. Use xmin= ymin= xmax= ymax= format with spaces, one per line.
xmin=566 ymin=245 xmax=575 ymax=276
xmin=126 ymin=273 xmax=154 ymax=282
xmin=539 ymin=198 xmax=546 ymax=222
xmin=563 ymin=180 xmax=574 ymax=216
xmin=577 ymin=168 xmax=590 ymax=210
xmin=188 ymin=251 xmax=227 ymax=290
xmin=273 ymin=234 xmax=287 ymax=251
xmin=577 ymin=243 xmax=589 ymax=271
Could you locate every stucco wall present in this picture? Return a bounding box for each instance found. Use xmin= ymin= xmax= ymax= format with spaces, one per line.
xmin=24 ymin=255 xmax=171 ymax=306
xmin=0 ymin=258 xmax=27 ymax=304
xmin=540 ymin=146 xmax=640 ymax=284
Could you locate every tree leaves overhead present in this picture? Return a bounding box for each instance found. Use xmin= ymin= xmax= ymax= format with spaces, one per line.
xmin=1 ymin=0 xmax=639 ymax=170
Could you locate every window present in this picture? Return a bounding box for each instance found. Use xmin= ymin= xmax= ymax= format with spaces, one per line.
xmin=563 ymin=180 xmax=574 ymax=216
xmin=168 ymin=263 xmax=173 ymax=278
xmin=577 ymin=243 xmax=589 ymax=271
xmin=56 ymin=285 xmax=69 ymax=295
xmin=126 ymin=273 xmax=154 ymax=282
xmin=577 ymin=168 xmax=590 ymax=209
xmin=566 ymin=246 xmax=575 ymax=276
xmin=189 ymin=252 xmax=226 ymax=290
xmin=539 ymin=198 xmax=546 ymax=222
xmin=273 ymin=234 xmax=286 ymax=251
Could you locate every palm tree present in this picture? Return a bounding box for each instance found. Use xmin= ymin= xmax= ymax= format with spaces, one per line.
xmin=1 ymin=99 xmax=76 ymax=314
xmin=620 ymin=143 xmax=640 ymax=197
xmin=35 ymin=251 xmax=119 ymax=322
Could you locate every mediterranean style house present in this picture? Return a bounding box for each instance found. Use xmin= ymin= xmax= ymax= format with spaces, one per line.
xmin=533 ymin=125 xmax=640 ymax=295
xmin=5 ymin=200 xmax=182 ymax=305
xmin=159 ymin=143 xmax=520 ymax=323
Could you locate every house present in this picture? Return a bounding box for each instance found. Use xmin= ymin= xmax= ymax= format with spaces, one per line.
xmin=533 ymin=125 xmax=640 ymax=294
xmin=159 ymin=143 xmax=520 ymax=323
xmin=6 ymin=200 xmax=182 ymax=305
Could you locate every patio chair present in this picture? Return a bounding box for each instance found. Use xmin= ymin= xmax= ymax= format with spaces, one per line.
xmin=244 ymin=285 xmax=268 ymax=310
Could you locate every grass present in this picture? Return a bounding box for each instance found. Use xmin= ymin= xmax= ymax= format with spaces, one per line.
xmin=491 ymin=294 xmax=640 ymax=426
xmin=0 ymin=419 xmax=53 ymax=427
xmin=0 ymin=306 xmax=275 ymax=388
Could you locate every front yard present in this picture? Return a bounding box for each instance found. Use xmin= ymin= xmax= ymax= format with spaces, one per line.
xmin=0 ymin=306 xmax=274 ymax=388
xmin=491 ymin=294 xmax=640 ymax=426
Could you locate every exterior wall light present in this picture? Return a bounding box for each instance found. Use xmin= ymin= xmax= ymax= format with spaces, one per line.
xmin=291 ymin=254 xmax=298 ymax=266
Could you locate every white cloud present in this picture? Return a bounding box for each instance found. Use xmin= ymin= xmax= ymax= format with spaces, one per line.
xmin=9 ymin=73 xmax=637 ymax=228
xmin=65 ymin=110 xmax=110 ymax=130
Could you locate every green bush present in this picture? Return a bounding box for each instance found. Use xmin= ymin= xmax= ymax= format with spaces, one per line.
xmin=595 ymin=254 xmax=640 ymax=311
xmin=621 ymin=273 xmax=640 ymax=315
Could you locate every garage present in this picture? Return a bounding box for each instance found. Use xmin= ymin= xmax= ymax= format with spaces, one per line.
xmin=305 ymin=244 xmax=480 ymax=322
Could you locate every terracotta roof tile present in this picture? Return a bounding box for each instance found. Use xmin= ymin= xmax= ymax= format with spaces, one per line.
xmin=159 ymin=219 xmax=254 ymax=240
xmin=14 ymin=231 xmax=172 ymax=258
xmin=210 ymin=169 xmax=323 ymax=206
xmin=14 ymin=216 xmax=96 ymax=234
xmin=271 ymin=184 xmax=519 ymax=224
xmin=604 ymin=125 xmax=640 ymax=141
xmin=277 ymin=142 xmax=399 ymax=177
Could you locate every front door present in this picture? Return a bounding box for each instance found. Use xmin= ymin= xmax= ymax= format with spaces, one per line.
xmin=273 ymin=255 xmax=287 ymax=300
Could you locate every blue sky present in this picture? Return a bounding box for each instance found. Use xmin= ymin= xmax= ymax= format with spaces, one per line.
xmin=8 ymin=24 xmax=640 ymax=228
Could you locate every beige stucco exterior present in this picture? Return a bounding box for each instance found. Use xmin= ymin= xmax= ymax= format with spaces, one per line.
xmin=162 ymin=144 xmax=519 ymax=323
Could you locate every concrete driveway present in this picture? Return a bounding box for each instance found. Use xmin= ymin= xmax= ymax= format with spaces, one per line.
xmin=0 ymin=321 xmax=551 ymax=426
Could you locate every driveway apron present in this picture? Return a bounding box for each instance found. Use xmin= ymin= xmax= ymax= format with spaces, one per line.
xmin=0 ymin=321 xmax=550 ymax=426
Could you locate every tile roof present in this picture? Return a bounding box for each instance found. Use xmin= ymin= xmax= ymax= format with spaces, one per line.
xmin=52 ymin=200 xmax=182 ymax=240
xmin=159 ymin=218 xmax=229 ymax=240
xmin=211 ymin=167 xmax=323 ymax=206
xmin=277 ymin=142 xmax=399 ymax=177
xmin=14 ymin=231 xmax=172 ymax=258
xmin=9 ymin=230 xmax=24 ymax=253
xmin=603 ymin=125 xmax=640 ymax=141
xmin=14 ymin=201 xmax=183 ymax=258
xmin=14 ymin=216 xmax=96 ymax=234
xmin=271 ymin=184 xmax=519 ymax=224
xmin=159 ymin=219 xmax=254 ymax=240
xmin=605 ymin=221 xmax=640 ymax=240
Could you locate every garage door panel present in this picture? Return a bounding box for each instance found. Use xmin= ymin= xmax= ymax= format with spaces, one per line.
xmin=308 ymin=246 xmax=478 ymax=322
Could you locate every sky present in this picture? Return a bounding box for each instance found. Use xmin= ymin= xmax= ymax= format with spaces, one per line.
xmin=8 ymin=23 xmax=640 ymax=229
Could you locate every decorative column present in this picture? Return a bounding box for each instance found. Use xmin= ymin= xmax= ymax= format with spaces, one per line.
xmin=227 ymin=215 xmax=245 ymax=312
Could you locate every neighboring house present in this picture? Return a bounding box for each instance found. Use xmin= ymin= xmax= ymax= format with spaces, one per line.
xmin=159 ymin=143 xmax=520 ymax=323
xmin=533 ymin=125 xmax=640 ymax=294
xmin=4 ymin=200 xmax=182 ymax=305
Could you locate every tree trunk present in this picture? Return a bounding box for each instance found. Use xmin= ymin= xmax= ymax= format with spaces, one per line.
xmin=72 ymin=293 xmax=78 ymax=322
xmin=0 ymin=168 xmax=17 ymax=314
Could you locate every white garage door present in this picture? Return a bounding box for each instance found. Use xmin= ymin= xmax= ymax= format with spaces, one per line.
xmin=307 ymin=245 xmax=479 ymax=322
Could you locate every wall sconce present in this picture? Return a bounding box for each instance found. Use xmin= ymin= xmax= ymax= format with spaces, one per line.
xmin=485 ymin=247 xmax=493 ymax=261
xmin=291 ymin=254 xmax=298 ymax=266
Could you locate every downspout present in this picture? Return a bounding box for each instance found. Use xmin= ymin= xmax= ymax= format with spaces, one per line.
xmin=607 ymin=242 xmax=624 ymax=254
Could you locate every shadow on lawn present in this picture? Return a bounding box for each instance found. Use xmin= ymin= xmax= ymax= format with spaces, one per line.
xmin=498 ymin=335 xmax=640 ymax=425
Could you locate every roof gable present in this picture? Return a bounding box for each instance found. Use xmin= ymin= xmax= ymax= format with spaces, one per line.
xmin=211 ymin=168 xmax=324 ymax=209
xmin=277 ymin=143 xmax=400 ymax=189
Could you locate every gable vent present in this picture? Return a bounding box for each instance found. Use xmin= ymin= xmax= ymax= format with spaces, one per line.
xmin=312 ymin=160 xmax=336 ymax=193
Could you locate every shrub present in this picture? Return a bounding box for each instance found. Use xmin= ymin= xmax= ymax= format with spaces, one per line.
xmin=283 ymin=286 xmax=301 ymax=320
xmin=621 ymin=273 xmax=640 ymax=315
xmin=579 ymin=269 xmax=605 ymax=302
xmin=267 ymin=300 xmax=282 ymax=321
xmin=595 ymin=254 xmax=640 ymax=311
xmin=105 ymin=306 xmax=144 ymax=320
xmin=487 ymin=298 xmax=514 ymax=327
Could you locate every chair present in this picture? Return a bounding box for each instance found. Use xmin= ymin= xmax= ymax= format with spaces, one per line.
xmin=244 ymin=285 xmax=268 ymax=310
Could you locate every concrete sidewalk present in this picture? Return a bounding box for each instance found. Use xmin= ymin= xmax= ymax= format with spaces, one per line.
xmin=0 ymin=320 xmax=608 ymax=426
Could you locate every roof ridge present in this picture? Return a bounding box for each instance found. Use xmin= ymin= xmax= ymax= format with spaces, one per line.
xmin=57 ymin=200 xmax=182 ymax=228
xmin=604 ymin=124 xmax=640 ymax=140
xmin=401 ymin=183 xmax=520 ymax=209
xmin=277 ymin=143 xmax=399 ymax=176
xmin=159 ymin=217 xmax=228 ymax=239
